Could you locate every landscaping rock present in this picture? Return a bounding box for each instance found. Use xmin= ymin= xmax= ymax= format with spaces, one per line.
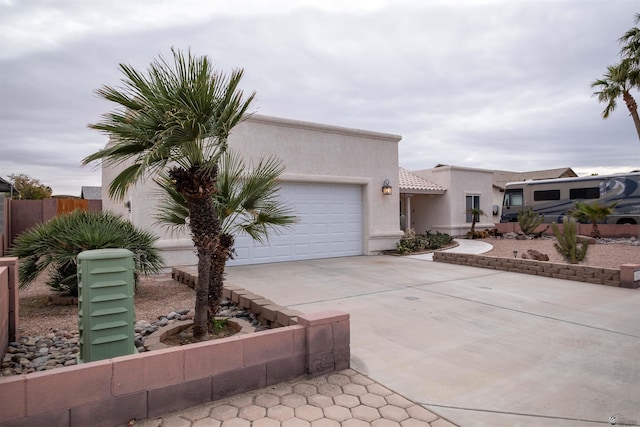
xmin=522 ymin=249 xmax=550 ymax=261
xmin=2 ymin=300 xmax=270 ymax=377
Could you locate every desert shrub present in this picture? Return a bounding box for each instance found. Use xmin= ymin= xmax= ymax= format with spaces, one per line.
xmin=396 ymin=230 xmax=453 ymax=254
xmin=10 ymin=210 xmax=164 ymax=296
xmin=518 ymin=208 xmax=546 ymax=235
xmin=551 ymin=216 xmax=589 ymax=264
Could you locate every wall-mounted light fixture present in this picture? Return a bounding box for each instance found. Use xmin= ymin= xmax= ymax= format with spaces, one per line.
xmin=382 ymin=179 xmax=392 ymax=196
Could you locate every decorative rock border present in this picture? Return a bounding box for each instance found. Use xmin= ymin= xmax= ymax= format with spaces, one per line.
xmin=172 ymin=266 xmax=304 ymax=328
xmin=144 ymin=317 xmax=256 ymax=351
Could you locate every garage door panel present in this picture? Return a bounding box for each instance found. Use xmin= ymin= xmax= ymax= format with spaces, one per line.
xmin=227 ymin=183 xmax=363 ymax=266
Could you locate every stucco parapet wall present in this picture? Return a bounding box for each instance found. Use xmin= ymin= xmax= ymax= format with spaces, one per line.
xmin=0 ymin=278 xmax=350 ymax=426
xmin=433 ymin=252 xmax=623 ymax=287
xmin=246 ymin=114 xmax=402 ymax=142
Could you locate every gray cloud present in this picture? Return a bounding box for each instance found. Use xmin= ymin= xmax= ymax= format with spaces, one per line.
xmin=1 ymin=0 xmax=638 ymax=195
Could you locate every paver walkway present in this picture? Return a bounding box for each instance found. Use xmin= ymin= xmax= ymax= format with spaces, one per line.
xmin=133 ymin=369 xmax=459 ymax=427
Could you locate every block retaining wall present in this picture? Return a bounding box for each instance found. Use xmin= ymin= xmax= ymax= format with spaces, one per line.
xmin=0 ymin=281 xmax=350 ymax=427
xmin=433 ymin=252 xmax=640 ymax=288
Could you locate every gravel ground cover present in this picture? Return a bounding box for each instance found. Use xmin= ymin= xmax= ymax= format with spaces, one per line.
xmin=480 ymin=236 xmax=639 ymax=267
xmin=17 ymin=273 xmax=196 ymax=339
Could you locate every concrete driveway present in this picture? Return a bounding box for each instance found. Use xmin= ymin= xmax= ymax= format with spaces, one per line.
xmin=226 ymin=255 xmax=640 ymax=427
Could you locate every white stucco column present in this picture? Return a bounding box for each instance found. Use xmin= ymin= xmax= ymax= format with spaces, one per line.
xmin=405 ymin=194 xmax=413 ymax=231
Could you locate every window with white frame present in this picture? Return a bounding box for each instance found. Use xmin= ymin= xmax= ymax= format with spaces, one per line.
xmin=465 ymin=194 xmax=480 ymax=223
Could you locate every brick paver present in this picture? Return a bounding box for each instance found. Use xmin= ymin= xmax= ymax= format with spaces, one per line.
xmin=131 ymin=369 xmax=459 ymax=427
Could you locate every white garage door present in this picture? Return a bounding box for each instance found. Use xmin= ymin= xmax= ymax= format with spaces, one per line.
xmin=228 ymin=182 xmax=363 ymax=266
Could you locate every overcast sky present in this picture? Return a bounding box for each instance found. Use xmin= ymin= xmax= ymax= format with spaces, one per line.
xmin=1 ymin=0 xmax=639 ymax=196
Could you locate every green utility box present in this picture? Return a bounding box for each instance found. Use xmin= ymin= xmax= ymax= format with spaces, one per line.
xmin=77 ymin=248 xmax=136 ymax=363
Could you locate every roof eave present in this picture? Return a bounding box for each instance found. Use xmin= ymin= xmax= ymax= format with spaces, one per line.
xmin=400 ymin=188 xmax=446 ymax=195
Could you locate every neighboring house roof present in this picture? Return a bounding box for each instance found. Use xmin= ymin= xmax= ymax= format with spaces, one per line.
xmin=0 ymin=176 xmax=18 ymax=195
xmin=399 ymin=168 xmax=446 ymax=194
xmin=81 ymin=186 xmax=102 ymax=200
xmin=493 ymin=167 xmax=577 ymax=191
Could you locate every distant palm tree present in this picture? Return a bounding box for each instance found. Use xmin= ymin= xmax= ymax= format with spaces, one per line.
xmin=466 ymin=208 xmax=485 ymax=239
xmin=591 ymin=58 xmax=640 ymax=141
xmin=83 ymin=48 xmax=255 ymax=339
xmin=155 ymin=150 xmax=296 ymax=317
xmin=619 ymin=13 xmax=640 ymax=67
xmin=569 ymin=200 xmax=618 ymax=238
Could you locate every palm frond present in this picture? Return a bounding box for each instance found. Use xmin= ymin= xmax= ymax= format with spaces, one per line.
xmin=84 ymin=48 xmax=256 ymax=200
xmin=153 ymin=172 xmax=190 ymax=232
xmin=154 ymin=150 xmax=296 ymax=244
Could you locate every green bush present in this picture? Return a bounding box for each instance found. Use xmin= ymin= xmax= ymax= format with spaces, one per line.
xmin=10 ymin=210 xmax=164 ymax=296
xmin=396 ymin=230 xmax=453 ymax=254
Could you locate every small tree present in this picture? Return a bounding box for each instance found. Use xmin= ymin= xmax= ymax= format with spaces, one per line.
xmin=83 ymin=49 xmax=255 ymax=340
xmin=569 ymin=200 xmax=618 ymax=238
xmin=10 ymin=210 xmax=164 ymax=296
xmin=517 ymin=208 xmax=547 ymax=235
xmin=466 ymin=208 xmax=485 ymax=239
xmin=551 ymin=216 xmax=589 ymax=264
xmin=155 ymin=150 xmax=296 ymax=320
xmin=8 ymin=173 xmax=52 ymax=199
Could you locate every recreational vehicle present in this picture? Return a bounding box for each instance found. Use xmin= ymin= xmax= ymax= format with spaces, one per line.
xmin=500 ymin=172 xmax=640 ymax=224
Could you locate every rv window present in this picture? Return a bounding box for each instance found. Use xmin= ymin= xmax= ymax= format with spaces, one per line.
xmin=570 ymin=187 xmax=600 ymax=200
xmin=534 ymin=190 xmax=560 ymax=201
xmin=504 ymin=189 xmax=523 ymax=207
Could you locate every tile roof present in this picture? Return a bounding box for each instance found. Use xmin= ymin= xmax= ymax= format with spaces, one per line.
xmin=399 ymin=168 xmax=446 ymax=194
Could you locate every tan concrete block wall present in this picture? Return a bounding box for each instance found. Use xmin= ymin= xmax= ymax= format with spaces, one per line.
xmin=433 ymin=252 xmax=622 ymax=287
xmin=0 ymin=281 xmax=350 ymax=427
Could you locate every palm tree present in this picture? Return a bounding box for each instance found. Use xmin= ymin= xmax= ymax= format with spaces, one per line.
xmin=10 ymin=210 xmax=163 ymax=296
xmin=619 ymin=13 xmax=640 ymax=67
xmin=83 ymin=48 xmax=255 ymax=339
xmin=591 ymin=58 xmax=640 ymax=141
xmin=154 ymin=150 xmax=296 ymax=318
xmin=569 ymin=200 xmax=618 ymax=238
xmin=466 ymin=208 xmax=485 ymax=239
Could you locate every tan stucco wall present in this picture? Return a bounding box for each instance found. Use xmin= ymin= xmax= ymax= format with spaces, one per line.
xmin=411 ymin=166 xmax=495 ymax=236
xmin=102 ymin=114 xmax=403 ymax=266
xmin=402 ymin=194 xmax=443 ymax=234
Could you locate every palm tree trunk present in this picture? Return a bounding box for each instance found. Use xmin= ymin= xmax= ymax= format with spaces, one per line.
xmin=186 ymin=196 xmax=219 ymax=339
xmin=591 ymin=220 xmax=600 ymax=239
xmin=208 ymin=234 xmax=233 ymax=319
xmin=631 ymin=109 xmax=640 ymax=142
xmin=170 ymin=166 xmax=220 ymax=340
xmin=622 ymin=91 xmax=640 ymax=141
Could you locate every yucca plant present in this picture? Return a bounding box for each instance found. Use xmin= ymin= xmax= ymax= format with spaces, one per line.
xmin=10 ymin=210 xmax=163 ymax=296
